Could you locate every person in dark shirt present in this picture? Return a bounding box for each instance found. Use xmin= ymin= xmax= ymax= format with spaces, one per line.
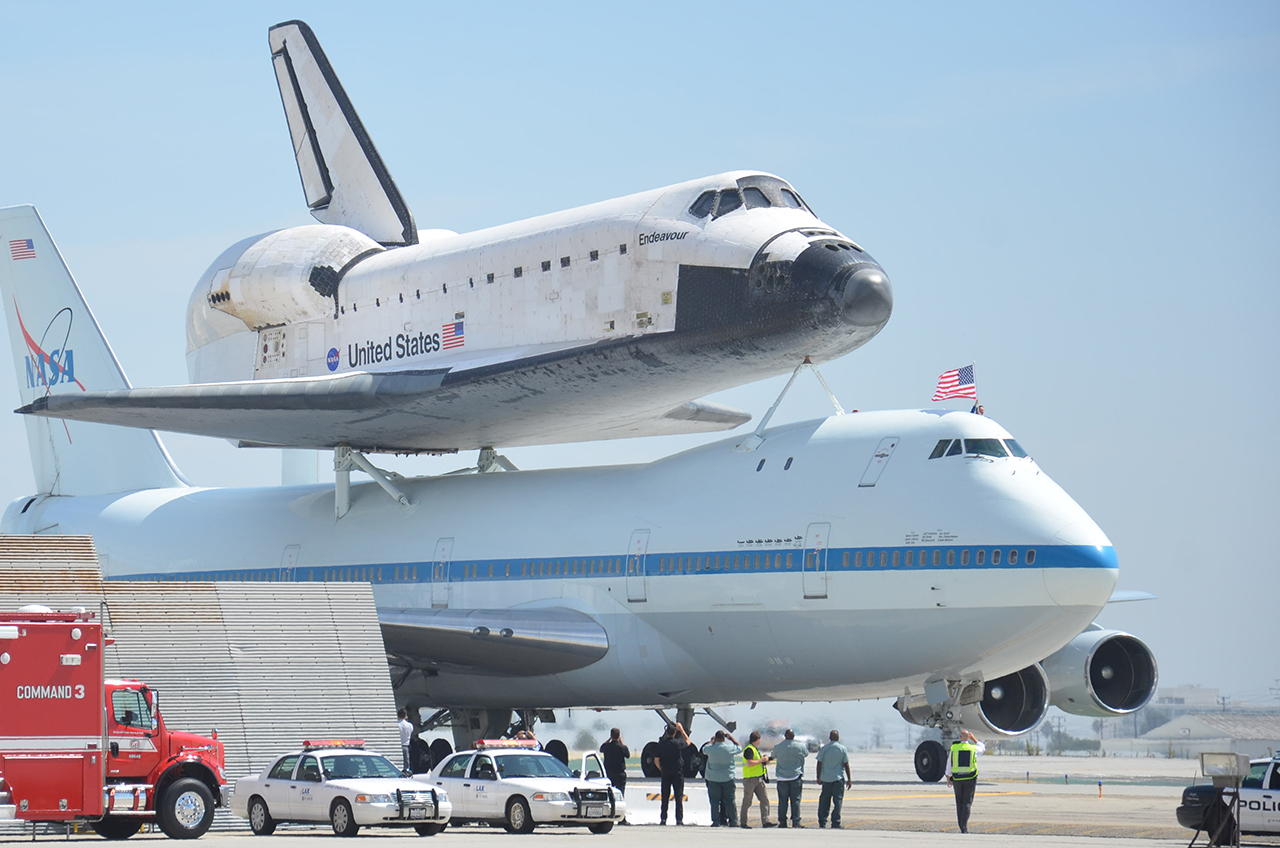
xmin=599 ymin=727 xmax=631 ymax=824
xmin=654 ymin=722 xmax=690 ymax=825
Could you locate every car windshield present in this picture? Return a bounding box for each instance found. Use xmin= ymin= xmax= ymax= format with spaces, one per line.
xmin=320 ymin=753 xmax=403 ymax=780
xmin=496 ymin=754 xmax=575 ymax=779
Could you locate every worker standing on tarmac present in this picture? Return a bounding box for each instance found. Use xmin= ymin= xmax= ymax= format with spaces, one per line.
xmin=739 ymin=731 xmax=775 ymax=828
xmin=397 ymin=708 xmax=414 ymax=771
xmin=945 ymin=729 xmax=985 ymax=834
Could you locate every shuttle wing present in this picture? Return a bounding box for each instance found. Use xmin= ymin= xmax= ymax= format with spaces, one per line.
xmin=18 ymin=343 xmax=752 ymax=452
xmin=379 ymin=607 xmax=609 ymax=677
xmin=268 ymin=20 xmax=417 ymax=246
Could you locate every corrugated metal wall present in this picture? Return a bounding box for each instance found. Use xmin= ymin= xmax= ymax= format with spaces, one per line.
xmin=0 ymin=535 xmax=400 ymax=799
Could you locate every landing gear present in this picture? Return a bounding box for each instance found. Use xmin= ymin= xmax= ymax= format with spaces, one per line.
xmin=914 ymin=740 xmax=947 ymax=783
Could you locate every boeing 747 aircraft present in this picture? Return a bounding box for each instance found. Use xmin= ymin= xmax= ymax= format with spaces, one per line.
xmin=0 ymin=206 xmax=1155 ymax=781
xmin=16 ymin=21 xmax=893 ymax=459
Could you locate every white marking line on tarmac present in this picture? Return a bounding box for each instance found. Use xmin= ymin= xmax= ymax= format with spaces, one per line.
xmin=801 ymin=791 xmax=1031 ymax=802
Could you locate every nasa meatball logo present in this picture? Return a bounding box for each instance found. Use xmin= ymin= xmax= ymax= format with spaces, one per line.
xmin=326 ymin=348 xmax=340 ymax=371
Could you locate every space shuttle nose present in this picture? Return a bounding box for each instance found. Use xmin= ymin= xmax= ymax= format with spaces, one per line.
xmin=840 ymin=266 xmax=893 ymax=327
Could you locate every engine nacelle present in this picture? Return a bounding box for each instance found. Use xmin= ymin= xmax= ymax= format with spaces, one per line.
xmin=1041 ymin=627 xmax=1158 ymax=717
xmin=958 ymin=664 xmax=1051 ymax=736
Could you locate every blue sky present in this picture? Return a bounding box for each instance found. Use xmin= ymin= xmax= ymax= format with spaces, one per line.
xmin=1 ymin=2 xmax=1277 ymax=704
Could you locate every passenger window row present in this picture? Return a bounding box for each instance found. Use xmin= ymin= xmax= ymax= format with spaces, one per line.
xmin=840 ymin=548 xmax=1036 ymax=568
xmin=337 ymin=243 xmax=630 ymax=317
xmin=659 ymin=552 xmax=795 ymax=573
xmin=929 ymin=438 xmax=1029 ymax=460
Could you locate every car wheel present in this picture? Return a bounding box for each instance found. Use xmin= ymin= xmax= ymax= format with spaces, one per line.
xmin=90 ymin=816 xmax=143 ymax=840
xmin=414 ymin=823 xmax=447 ymax=836
xmin=914 ymin=740 xmax=947 ymax=783
xmin=330 ymin=799 xmax=360 ymax=837
xmin=248 ymin=796 xmax=277 ymax=836
xmin=504 ymin=796 xmax=535 ymax=834
xmin=157 ymin=777 xmax=216 ymax=839
xmin=588 ymin=821 xmax=614 ymax=834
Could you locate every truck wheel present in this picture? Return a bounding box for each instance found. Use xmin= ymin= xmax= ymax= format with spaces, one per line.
xmin=504 ymin=796 xmax=535 ymax=834
xmin=588 ymin=821 xmax=614 ymax=834
xmin=90 ymin=816 xmax=143 ymax=840
xmin=414 ymin=823 xmax=446 ymax=836
xmin=330 ymin=799 xmax=360 ymax=837
xmin=248 ymin=796 xmax=277 ymax=835
xmin=157 ymin=777 xmax=215 ymax=839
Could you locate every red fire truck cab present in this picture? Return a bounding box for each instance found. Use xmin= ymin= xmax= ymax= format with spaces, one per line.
xmin=0 ymin=609 xmax=227 ymax=839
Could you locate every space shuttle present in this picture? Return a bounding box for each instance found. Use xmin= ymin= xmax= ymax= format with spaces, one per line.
xmin=17 ymin=20 xmax=893 ymax=456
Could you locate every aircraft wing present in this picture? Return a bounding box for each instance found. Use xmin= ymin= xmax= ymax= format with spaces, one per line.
xmin=379 ymin=607 xmax=609 ymax=676
xmin=17 ymin=340 xmax=752 ymax=452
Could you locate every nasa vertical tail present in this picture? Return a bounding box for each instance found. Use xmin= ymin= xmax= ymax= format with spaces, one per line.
xmin=0 ymin=205 xmax=186 ymax=496
xmin=268 ymin=20 xmax=417 ymax=247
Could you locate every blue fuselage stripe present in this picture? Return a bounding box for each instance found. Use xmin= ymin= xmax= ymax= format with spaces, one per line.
xmin=110 ymin=544 xmax=1118 ymax=584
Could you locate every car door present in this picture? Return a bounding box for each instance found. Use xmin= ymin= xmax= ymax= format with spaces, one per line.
xmin=1264 ymin=762 xmax=1280 ymax=831
xmin=469 ymin=754 xmax=500 ymax=818
xmin=580 ymin=752 xmax=606 ymax=782
xmin=259 ymin=755 xmax=299 ymax=821
xmin=431 ymin=754 xmax=473 ymax=817
xmin=289 ymin=754 xmax=325 ymax=821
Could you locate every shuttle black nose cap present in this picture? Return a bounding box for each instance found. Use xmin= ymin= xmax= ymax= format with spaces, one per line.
xmin=841 ymin=267 xmax=893 ymax=327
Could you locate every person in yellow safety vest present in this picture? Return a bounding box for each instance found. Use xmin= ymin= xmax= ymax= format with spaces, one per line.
xmin=739 ymin=731 xmax=775 ymax=828
xmin=945 ymin=729 xmax=985 ymax=834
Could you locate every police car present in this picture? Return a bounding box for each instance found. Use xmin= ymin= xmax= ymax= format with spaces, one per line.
xmin=1177 ymin=756 xmax=1280 ymax=838
xmin=421 ymin=739 xmax=624 ymax=833
xmin=229 ymin=740 xmax=451 ymax=836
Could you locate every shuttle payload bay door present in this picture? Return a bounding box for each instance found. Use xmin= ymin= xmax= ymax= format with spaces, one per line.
xmin=431 ymin=537 xmax=453 ymax=608
xmin=803 ymin=522 xmax=830 ymax=599
xmin=626 ymin=530 xmax=650 ymax=603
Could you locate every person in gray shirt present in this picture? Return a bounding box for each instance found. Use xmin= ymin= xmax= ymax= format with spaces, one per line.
xmin=815 ymin=729 xmax=852 ymax=828
xmin=701 ymin=730 xmax=741 ymax=827
xmin=771 ymin=728 xmax=809 ymax=827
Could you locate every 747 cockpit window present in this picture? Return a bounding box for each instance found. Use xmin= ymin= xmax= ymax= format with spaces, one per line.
xmin=963 ymin=439 xmax=1008 ymax=458
xmin=1004 ymin=439 xmax=1028 ymax=457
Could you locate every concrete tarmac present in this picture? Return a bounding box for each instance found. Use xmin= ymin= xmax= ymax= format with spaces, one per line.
xmin=4 ymin=753 xmax=1277 ymax=846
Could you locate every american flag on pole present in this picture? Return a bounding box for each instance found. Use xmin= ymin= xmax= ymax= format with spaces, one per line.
xmin=8 ymin=239 xmax=36 ymax=260
xmin=932 ymin=364 xmax=977 ymax=401
xmin=441 ymin=320 xmax=465 ymax=350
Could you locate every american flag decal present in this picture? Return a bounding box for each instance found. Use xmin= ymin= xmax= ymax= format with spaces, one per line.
xmin=932 ymin=364 xmax=977 ymax=401
xmin=442 ymin=320 xmax=465 ymax=350
xmin=9 ymin=239 xmax=36 ymax=260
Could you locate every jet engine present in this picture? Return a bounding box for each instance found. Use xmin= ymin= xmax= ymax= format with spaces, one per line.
xmin=1040 ymin=627 xmax=1158 ymax=717
xmin=958 ymin=664 xmax=1051 ymax=736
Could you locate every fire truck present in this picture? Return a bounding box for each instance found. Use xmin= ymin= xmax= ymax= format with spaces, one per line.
xmin=0 ymin=608 xmax=227 ymax=839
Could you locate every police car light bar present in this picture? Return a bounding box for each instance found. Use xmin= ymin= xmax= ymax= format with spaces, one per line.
xmin=302 ymin=739 xmax=365 ymax=750
xmin=474 ymin=739 xmax=539 ymax=749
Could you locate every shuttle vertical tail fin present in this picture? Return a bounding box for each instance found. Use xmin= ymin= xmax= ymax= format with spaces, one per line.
xmin=268 ymin=20 xmax=418 ymax=247
xmin=0 ymin=205 xmax=186 ymax=496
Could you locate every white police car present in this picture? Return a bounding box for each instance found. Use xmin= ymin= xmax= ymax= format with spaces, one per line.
xmin=421 ymin=739 xmax=624 ymax=833
xmin=230 ymin=739 xmax=451 ymax=836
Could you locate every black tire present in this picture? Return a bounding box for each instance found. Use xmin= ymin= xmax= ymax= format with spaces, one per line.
xmin=544 ymin=739 xmax=569 ymax=766
xmin=504 ymin=796 xmax=535 ymax=834
xmin=330 ymin=798 xmax=360 ymax=837
xmin=414 ymin=823 xmax=447 ymax=836
xmin=157 ymin=777 xmax=216 ymax=839
xmin=914 ymin=740 xmax=947 ymax=783
xmin=588 ymin=821 xmax=614 ymax=834
xmin=90 ymin=816 xmax=143 ymax=840
xmin=428 ymin=738 xmax=453 ymax=769
xmin=640 ymin=741 xmax=661 ymax=778
xmin=248 ymin=796 xmax=277 ymax=836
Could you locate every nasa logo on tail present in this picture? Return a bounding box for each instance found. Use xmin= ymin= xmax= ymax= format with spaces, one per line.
xmin=326 ymin=348 xmax=340 ymax=371
xmin=13 ymin=302 xmax=84 ymax=392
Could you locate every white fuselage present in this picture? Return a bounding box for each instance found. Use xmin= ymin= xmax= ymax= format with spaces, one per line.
xmin=2 ymin=410 xmax=1116 ymax=710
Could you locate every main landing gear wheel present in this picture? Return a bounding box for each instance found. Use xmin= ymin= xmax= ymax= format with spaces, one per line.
xmin=157 ymin=777 xmax=216 ymax=839
xmin=248 ymin=797 xmax=277 ymax=835
xmin=914 ymin=740 xmax=947 ymax=783
xmin=330 ymin=799 xmax=360 ymax=837
xmin=414 ymin=823 xmax=447 ymax=836
xmin=90 ymin=816 xmax=143 ymax=840
xmin=504 ymin=796 xmax=535 ymax=834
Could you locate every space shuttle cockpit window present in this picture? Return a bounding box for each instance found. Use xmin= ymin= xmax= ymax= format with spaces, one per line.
xmin=714 ymin=189 xmax=743 ymax=217
xmin=743 ymin=187 xmax=772 ymax=208
xmin=781 ymin=189 xmax=804 ymax=208
xmin=689 ymin=191 xmax=717 ymax=218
